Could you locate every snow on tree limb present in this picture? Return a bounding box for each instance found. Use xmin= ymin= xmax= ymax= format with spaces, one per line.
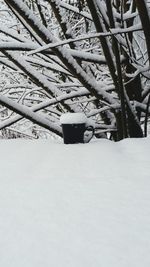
xmin=0 ymin=0 xmax=149 ymax=139
xmin=0 ymin=94 xmax=62 ymax=136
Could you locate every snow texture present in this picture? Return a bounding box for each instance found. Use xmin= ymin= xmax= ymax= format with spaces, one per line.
xmin=0 ymin=138 xmax=150 ymax=267
xmin=60 ymin=112 xmax=87 ymax=124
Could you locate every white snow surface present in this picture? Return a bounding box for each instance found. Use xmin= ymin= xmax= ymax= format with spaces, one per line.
xmin=0 ymin=138 xmax=150 ymax=267
xmin=60 ymin=112 xmax=87 ymax=124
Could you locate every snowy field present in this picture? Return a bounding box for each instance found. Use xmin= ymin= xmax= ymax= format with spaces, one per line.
xmin=0 ymin=138 xmax=150 ymax=267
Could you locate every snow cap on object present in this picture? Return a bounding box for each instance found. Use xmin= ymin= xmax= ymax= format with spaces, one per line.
xmin=60 ymin=112 xmax=87 ymax=124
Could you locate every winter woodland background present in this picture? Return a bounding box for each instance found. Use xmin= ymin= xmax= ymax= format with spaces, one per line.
xmin=0 ymin=0 xmax=150 ymax=141
xmin=1 ymin=3 xmax=150 ymax=266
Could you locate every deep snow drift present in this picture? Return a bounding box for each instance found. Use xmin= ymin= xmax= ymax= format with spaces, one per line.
xmin=0 ymin=138 xmax=150 ymax=267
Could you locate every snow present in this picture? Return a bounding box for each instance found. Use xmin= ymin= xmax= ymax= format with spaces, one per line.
xmin=0 ymin=93 xmax=62 ymax=136
xmin=60 ymin=112 xmax=87 ymax=124
xmin=0 ymin=137 xmax=150 ymax=267
xmin=0 ymin=89 xmax=89 ymax=131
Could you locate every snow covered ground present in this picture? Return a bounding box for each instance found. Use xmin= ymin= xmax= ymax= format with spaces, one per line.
xmin=0 ymin=138 xmax=150 ymax=267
